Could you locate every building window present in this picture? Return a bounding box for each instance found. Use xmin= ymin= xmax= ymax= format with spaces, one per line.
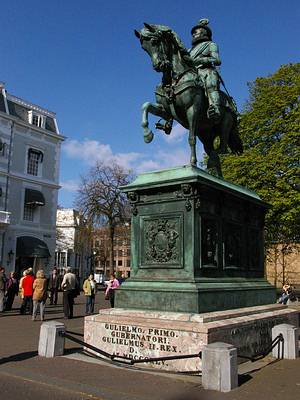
xmin=118 ymin=250 xmax=123 ymax=257
xmin=60 ymin=253 xmax=66 ymax=267
xmin=118 ymin=260 xmax=122 ymax=266
xmin=0 ymin=142 xmax=7 ymax=157
xmin=27 ymin=148 xmax=43 ymax=176
xmin=126 ymin=259 xmax=131 ymax=268
xmin=28 ymin=111 xmax=45 ymax=128
xmin=23 ymin=204 xmax=35 ymax=221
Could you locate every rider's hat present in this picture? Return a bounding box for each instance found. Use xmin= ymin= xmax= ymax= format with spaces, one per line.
xmin=191 ymin=18 xmax=212 ymax=39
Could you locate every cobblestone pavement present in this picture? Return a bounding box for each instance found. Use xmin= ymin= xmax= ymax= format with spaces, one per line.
xmin=1 ymin=293 xmax=300 ymax=400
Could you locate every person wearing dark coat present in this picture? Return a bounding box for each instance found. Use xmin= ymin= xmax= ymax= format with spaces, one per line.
xmin=48 ymin=267 xmax=60 ymax=305
xmin=0 ymin=267 xmax=7 ymax=312
xmin=5 ymin=272 xmax=19 ymax=310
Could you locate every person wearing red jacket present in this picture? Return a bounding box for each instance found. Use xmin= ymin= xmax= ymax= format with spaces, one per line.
xmin=20 ymin=270 xmax=35 ymax=315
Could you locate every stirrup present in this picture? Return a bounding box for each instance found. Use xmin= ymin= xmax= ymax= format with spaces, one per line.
xmin=155 ymin=119 xmax=173 ymax=135
xmin=207 ymin=105 xmax=221 ymax=122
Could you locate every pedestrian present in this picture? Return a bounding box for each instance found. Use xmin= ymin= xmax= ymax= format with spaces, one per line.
xmin=105 ymin=273 xmax=120 ymax=308
xmin=278 ymin=283 xmax=294 ymax=305
xmin=20 ymin=269 xmax=35 ymax=315
xmin=5 ymin=272 xmax=19 ymax=310
xmin=61 ymin=267 xmax=78 ymax=319
xmin=0 ymin=266 xmax=7 ymax=312
xmin=19 ymin=270 xmax=27 ymax=299
xmin=32 ymin=270 xmax=48 ymax=321
xmin=48 ymin=267 xmax=60 ymax=305
xmin=83 ymin=273 xmax=97 ymax=315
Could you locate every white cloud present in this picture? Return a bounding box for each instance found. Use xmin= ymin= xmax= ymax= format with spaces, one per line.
xmin=136 ymin=148 xmax=190 ymax=173
xmin=62 ymin=137 xmax=202 ymax=179
xmin=60 ymin=179 xmax=79 ymax=193
xmin=63 ymin=140 xmax=114 ymax=165
xmin=63 ymin=139 xmax=143 ymax=170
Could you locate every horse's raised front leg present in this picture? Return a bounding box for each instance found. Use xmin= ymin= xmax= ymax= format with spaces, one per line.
xmin=141 ymin=102 xmax=169 ymax=143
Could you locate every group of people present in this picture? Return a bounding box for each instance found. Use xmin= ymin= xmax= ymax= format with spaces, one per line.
xmin=82 ymin=272 xmax=120 ymax=314
xmin=0 ymin=265 xmax=123 ymax=320
xmin=0 ymin=266 xmax=78 ymax=320
xmin=0 ymin=267 xmax=49 ymax=320
xmin=0 ymin=267 xmax=19 ymax=312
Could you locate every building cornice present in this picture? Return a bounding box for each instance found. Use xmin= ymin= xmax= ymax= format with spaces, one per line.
xmin=0 ymin=170 xmax=61 ymax=189
xmin=6 ymin=93 xmax=56 ymax=118
xmin=0 ymin=110 xmax=66 ymax=142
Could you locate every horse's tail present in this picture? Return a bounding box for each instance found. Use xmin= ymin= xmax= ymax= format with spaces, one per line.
xmin=228 ymin=118 xmax=243 ymax=155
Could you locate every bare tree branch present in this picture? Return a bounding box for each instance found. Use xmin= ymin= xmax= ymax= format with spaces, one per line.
xmin=75 ymin=161 xmax=132 ymax=273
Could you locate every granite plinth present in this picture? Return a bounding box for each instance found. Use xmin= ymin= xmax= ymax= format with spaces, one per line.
xmin=84 ymin=304 xmax=299 ymax=373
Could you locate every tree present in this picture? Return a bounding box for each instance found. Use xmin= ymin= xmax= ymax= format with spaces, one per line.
xmin=76 ymin=161 xmax=132 ymax=273
xmin=221 ymin=63 xmax=300 ymax=247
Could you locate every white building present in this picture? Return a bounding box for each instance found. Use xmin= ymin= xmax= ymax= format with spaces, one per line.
xmin=55 ymin=208 xmax=90 ymax=282
xmin=0 ymin=82 xmax=64 ymax=276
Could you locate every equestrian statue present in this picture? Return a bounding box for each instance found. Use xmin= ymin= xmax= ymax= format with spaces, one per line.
xmin=134 ymin=19 xmax=243 ymax=177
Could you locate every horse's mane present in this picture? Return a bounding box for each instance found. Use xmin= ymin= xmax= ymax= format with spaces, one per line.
xmin=141 ymin=24 xmax=195 ymax=69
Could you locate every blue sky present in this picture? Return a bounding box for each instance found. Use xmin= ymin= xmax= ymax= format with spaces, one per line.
xmin=1 ymin=1 xmax=299 ymax=207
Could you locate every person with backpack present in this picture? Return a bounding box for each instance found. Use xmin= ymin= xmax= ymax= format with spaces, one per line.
xmin=61 ymin=267 xmax=78 ymax=319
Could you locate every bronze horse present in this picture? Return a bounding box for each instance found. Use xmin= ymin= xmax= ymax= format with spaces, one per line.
xmin=135 ymin=23 xmax=243 ymax=176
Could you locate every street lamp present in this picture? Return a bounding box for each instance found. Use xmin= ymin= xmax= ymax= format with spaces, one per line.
xmin=8 ymin=249 xmax=14 ymax=261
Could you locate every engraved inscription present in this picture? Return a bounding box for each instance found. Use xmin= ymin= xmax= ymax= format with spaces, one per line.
xmin=102 ymin=324 xmax=180 ymax=366
xmin=229 ymin=317 xmax=287 ymax=357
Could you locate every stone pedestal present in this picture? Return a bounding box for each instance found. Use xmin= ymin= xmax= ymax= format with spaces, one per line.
xmin=84 ymin=304 xmax=298 ymax=372
xmin=272 ymin=323 xmax=299 ymax=359
xmin=202 ymin=342 xmax=238 ymax=392
xmin=38 ymin=321 xmax=65 ymax=358
xmin=118 ymin=165 xmax=275 ymax=313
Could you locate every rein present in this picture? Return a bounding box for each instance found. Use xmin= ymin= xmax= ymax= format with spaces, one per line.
xmin=158 ymin=35 xmax=198 ymax=102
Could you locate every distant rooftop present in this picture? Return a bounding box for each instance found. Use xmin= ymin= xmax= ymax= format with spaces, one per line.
xmin=0 ymin=82 xmax=58 ymax=134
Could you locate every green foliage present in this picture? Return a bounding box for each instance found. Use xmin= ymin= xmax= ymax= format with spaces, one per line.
xmin=221 ymin=63 xmax=300 ymax=243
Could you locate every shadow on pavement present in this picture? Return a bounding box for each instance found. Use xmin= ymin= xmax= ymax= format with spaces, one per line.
xmin=238 ymin=373 xmax=252 ymax=386
xmin=64 ymin=347 xmax=82 ymax=355
xmin=0 ymin=351 xmax=38 ymax=365
xmin=165 ymin=394 xmax=211 ymax=400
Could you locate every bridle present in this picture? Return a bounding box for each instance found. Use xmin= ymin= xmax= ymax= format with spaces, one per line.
xmin=141 ymin=32 xmax=172 ymax=74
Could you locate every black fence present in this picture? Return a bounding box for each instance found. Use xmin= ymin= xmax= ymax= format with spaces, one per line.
xmin=61 ymin=330 xmax=284 ymax=369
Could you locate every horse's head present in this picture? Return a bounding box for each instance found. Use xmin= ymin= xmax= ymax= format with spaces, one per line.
xmin=134 ymin=23 xmax=172 ymax=73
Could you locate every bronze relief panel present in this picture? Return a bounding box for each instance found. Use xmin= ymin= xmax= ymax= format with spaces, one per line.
xmin=140 ymin=214 xmax=183 ymax=268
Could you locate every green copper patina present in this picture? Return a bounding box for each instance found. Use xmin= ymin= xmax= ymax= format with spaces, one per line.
xmin=134 ymin=20 xmax=242 ymax=177
xmin=116 ymin=166 xmax=276 ymax=313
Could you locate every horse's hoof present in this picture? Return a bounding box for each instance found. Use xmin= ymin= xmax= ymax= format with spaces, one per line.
xmin=144 ymin=130 xmax=154 ymax=143
xmin=190 ymin=159 xmax=197 ymax=167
